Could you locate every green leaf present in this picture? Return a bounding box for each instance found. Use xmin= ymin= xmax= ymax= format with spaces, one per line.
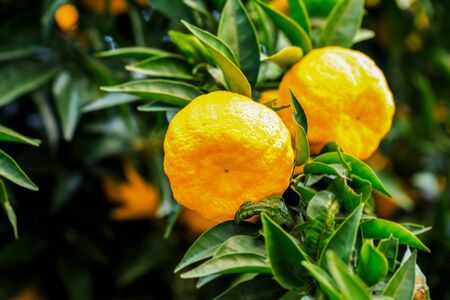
xmin=125 ymin=56 xmax=196 ymax=80
xmin=353 ymin=28 xmax=375 ymax=44
xmin=180 ymin=253 xmax=271 ymax=278
xmin=0 ymin=45 xmax=45 ymax=61
xmin=401 ymin=223 xmax=432 ymax=235
xmin=306 ymin=191 xmax=340 ymax=219
xmin=235 ymin=196 xmax=292 ymax=226
xmin=255 ymin=0 xmax=312 ymax=52
xmin=320 ymin=204 xmax=363 ymax=267
xmin=290 ymin=90 xmax=308 ymax=131
xmin=218 ymin=0 xmax=260 ymax=87
xmin=214 ymin=235 xmax=266 ymax=257
xmin=329 ymin=177 xmax=363 ymax=211
xmin=101 ymin=79 xmax=202 ymax=107
xmin=0 ymin=125 xmax=40 ymax=146
xmin=288 ymin=0 xmax=312 ymax=36
xmin=375 ymin=171 xmax=414 ymax=211
xmin=169 ymin=31 xmax=212 ymax=65
xmin=314 ymin=152 xmax=391 ymax=197
xmin=356 ymin=241 xmax=388 ymax=286
xmin=360 ymin=219 xmax=430 ymax=252
xmin=326 ymin=252 xmax=371 ymax=300
xmin=0 ymin=63 xmax=58 ymax=107
xmin=262 ymin=46 xmax=304 ymax=68
xmin=302 ymin=261 xmax=340 ymax=300
xmin=52 ymin=72 xmax=85 ymax=141
xmin=382 ymin=250 xmax=417 ymax=299
xmin=175 ymin=221 xmax=258 ymax=272
xmin=304 ymin=162 xmax=347 ymax=178
xmin=377 ymin=235 xmax=399 ymax=272
xmin=137 ymin=102 xmax=181 ymax=112
xmin=0 ymin=149 xmax=38 ymax=191
xmin=293 ymin=179 xmax=317 ymax=203
xmin=305 ymin=191 xmax=340 ymax=259
xmin=0 ymin=180 xmax=18 ymax=239
xmin=96 ymin=47 xmax=172 ymax=60
xmin=82 ymin=93 xmax=140 ymax=113
xmin=214 ymin=277 xmax=285 ymax=300
xmin=32 ymin=91 xmax=59 ymax=152
xmin=318 ymin=0 xmax=364 ymax=47
xmin=290 ymin=90 xmax=309 ymax=166
xmin=261 ymin=213 xmax=310 ymax=290
xmin=183 ymin=21 xmax=252 ymax=97
xmin=151 ymin=0 xmax=195 ymax=23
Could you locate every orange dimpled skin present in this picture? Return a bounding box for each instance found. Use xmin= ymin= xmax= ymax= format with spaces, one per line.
xmin=278 ymin=46 xmax=395 ymax=159
xmin=164 ymin=91 xmax=294 ymax=222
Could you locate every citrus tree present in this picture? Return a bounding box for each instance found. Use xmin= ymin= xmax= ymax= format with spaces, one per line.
xmin=91 ymin=0 xmax=432 ymax=299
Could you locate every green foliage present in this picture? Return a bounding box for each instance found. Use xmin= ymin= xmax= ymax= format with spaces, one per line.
xmin=0 ymin=0 xmax=446 ymax=299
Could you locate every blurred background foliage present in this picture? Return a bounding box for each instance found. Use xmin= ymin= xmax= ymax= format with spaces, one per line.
xmin=0 ymin=0 xmax=448 ymax=299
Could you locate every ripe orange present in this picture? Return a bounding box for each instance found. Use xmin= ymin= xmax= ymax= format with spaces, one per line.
xmin=164 ymin=91 xmax=294 ymax=222
xmin=54 ymin=4 xmax=79 ymax=32
xmin=102 ymin=163 xmax=158 ymax=220
xmin=277 ymin=46 xmax=395 ymax=159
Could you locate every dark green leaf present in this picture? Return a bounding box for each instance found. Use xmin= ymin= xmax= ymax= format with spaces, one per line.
xmin=302 ymin=261 xmax=340 ymax=300
xmin=305 ymin=191 xmax=340 ymax=259
xmin=169 ymin=30 xmax=212 ymax=65
xmin=151 ymin=0 xmax=195 ymax=23
xmin=318 ymin=0 xmax=364 ymax=47
xmin=214 ymin=277 xmax=285 ymax=300
xmin=137 ymin=102 xmax=181 ymax=112
xmin=290 ymin=89 xmax=308 ymax=132
xmin=329 ymin=177 xmax=363 ymax=211
xmin=0 ymin=125 xmax=40 ymax=146
xmin=183 ymin=21 xmax=252 ymax=97
xmin=290 ymin=90 xmax=309 ymax=166
xmin=255 ymin=0 xmax=312 ymax=52
xmin=235 ymin=196 xmax=292 ymax=226
xmin=0 ymin=45 xmax=45 ymax=61
xmin=52 ymin=72 xmax=85 ymax=141
xmin=320 ymin=204 xmax=363 ymax=267
xmin=175 ymin=221 xmax=258 ymax=272
xmin=377 ymin=235 xmax=399 ymax=272
xmin=96 ymin=47 xmax=171 ymax=60
xmin=0 ymin=63 xmax=58 ymax=107
xmin=214 ymin=235 xmax=266 ymax=257
xmin=314 ymin=152 xmax=391 ymax=197
xmin=360 ymin=219 xmax=430 ymax=252
xmin=262 ymin=213 xmax=310 ymax=290
xmin=82 ymin=93 xmax=139 ymax=113
xmin=0 ymin=180 xmax=18 ymax=239
xmin=293 ymin=179 xmax=317 ymax=203
xmin=126 ymin=56 xmax=196 ymax=80
xmin=180 ymin=253 xmax=271 ymax=278
xmin=101 ymin=79 xmax=202 ymax=107
xmin=304 ymin=162 xmax=347 ymax=177
xmin=0 ymin=149 xmax=38 ymax=191
xmin=288 ymin=0 xmax=311 ymax=36
xmin=326 ymin=252 xmax=371 ymax=300
xmin=382 ymin=250 xmax=417 ymax=299
xmin=218 ymin=0 xmax=260 ymax=87
xmin=356 ymin=241 xmax=388 ymax=286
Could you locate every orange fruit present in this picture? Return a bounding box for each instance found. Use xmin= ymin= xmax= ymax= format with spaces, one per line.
xmin=102 ymin=163 xmax=158 ymax=220
xmin=277 ymin=46 xmax=395 ymax=159
xmin=54 ymin=4 xmax=79 ymax=32
xmin=180 ymin=208 xmax=220 ymax=236
xmin=164 ymin=91 xmax=294 ymax=222
xmin=81 ymin=0 xmax=147 ymax=15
